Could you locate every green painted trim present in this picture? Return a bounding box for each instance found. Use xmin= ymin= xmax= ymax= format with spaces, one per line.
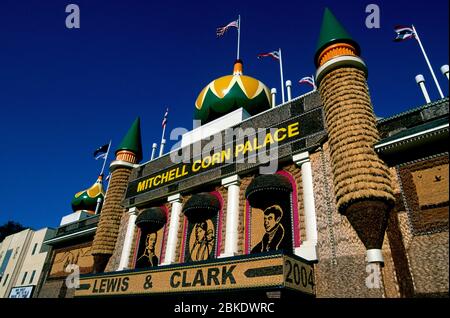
xmin=314 ymin=8 xmax=360 ymax=66
xmin=116 ymin=117 xmax=143 ymax=162
xmin=194 ymin=82 xmax=271 ymax=124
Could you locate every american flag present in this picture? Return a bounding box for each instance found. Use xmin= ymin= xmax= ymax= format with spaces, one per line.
xmin=394 ymin=25 xmax=415 ymax=42
xmin=299 ymin=76 xmax=316 ymax=88
xmin=257 ymin=51 xmax=280 ymax=60
xmin=162 ymin=107 xmax=169 ymax=128
xmin=216 ymin=19 xmax=239 ymax=37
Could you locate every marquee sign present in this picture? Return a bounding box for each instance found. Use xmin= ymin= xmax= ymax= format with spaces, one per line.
xmin=74 ymin=253 xmax=314 ymax=297
xmin=125 ymin=108 xmax=324 ymax=202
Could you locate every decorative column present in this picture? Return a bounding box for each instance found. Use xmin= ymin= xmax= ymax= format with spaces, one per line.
xmin=441 ymin=65 xmax=449 ymax=80
xmin=91 ymin=117 xmax=143 ymax=273
xmin=220 ymin=175 xmax=241 ymax=258
xmin=293 ymin=152 xmax=318 ymax=261
xmin=415 ymin=74 xmax=431 ymax=104
xmin=161 ymin=194 xmax=183 ymax=265
xmin=286 ymin=80 xmax=293 ymax=101
xmin=117 ymin=207 xmax=139 ymax=271
xmin=271 ymin=88 xmax=277 ymax=107
xmin=314 ymin=8 xmax=394 ymax=263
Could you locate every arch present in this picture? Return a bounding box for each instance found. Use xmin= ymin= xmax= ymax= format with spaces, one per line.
xmin=244 ymin=171 xmax=300 ymax=254
xmin=133 ymin=206 xmax=168 ymax=269
xmin=180 ymin=191 xmax=223 ymax=262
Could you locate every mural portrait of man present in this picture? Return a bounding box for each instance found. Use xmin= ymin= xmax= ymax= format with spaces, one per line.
xmin=136 ymin=232 xmax=159 ymax=267
xmin=251 ymin=205 xmax=285 ymax=253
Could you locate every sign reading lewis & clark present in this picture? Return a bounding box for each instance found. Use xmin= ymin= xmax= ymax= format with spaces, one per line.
xmin=75 ymin=253 xmax=315 ymax=297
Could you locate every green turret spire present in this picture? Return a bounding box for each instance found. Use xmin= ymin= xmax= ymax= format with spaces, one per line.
xmin=116 ymin=117 xmax=143 ymax=162
xmin=315 ymin=8 xmax=360 ymax=66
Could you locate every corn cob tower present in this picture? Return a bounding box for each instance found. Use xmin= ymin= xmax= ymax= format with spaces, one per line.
xmin=91 ymin=117 xmax=143 ymax=272
xmin=315 ymin=9 xmax=395 ymax=263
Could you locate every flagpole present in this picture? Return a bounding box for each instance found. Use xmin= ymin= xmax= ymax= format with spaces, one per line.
xmin=279 ymin=48 xmax=285 ymax=103
xmin=100 ymin=140 xmax=112 ymax=176
xmin=159 ymin=124 xmax=166 ymax=157
xmin=412 ymin=25 xmax=444 ymax=99
xmin=237 ymin=15 xmax=241 ymax=60
xmin=159 ymin=109 xmax=168 ymax=157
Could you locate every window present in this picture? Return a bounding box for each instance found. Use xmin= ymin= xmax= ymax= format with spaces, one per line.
xmin=29 ymin=270 xmax=36 ymax=284
xmin=0 ymin=250 xmax=12 ymax=277
xmin=31 ymin=243 xmax=38 ymax=255
xmin=2 ymin=274 xmax=9 ymax=286
xmin=21 ymin=272 xmax=28 ymax=285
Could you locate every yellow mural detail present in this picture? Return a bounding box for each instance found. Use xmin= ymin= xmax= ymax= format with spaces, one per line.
xmin=137 ymin=233 xmax=159 ymax=266
xmin=412 ymin=164 xmax=449 ymax=207
xmin=251 ymin=205 xmax=285 ymax=253
xmin=188 ymin=219 xmax=215 ymax=261
xmin=50 ymin=244 xmax=94 ymax=278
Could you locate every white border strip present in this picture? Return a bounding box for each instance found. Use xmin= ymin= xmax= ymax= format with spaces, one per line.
xmin=375 ymin=123 xmax=448 ymax=149
xmin=43 ymin=227 xmax=97 ymax=245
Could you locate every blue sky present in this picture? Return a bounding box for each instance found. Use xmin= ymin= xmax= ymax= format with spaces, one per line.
xmin=0 ymin=0 xmax=448 ymax=230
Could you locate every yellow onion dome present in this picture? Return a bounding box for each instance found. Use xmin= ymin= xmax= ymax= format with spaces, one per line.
xmin=71 ymin=175 xmax=105 ymax=213
xmin=194 ymin=60 xmax=272 ymax=124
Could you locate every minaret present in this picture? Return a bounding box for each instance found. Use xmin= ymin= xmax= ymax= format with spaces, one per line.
xmin=314 ymin=9 xmax=395 ymax=263
xmin=91 ymin=117 xmax=143 ymax=273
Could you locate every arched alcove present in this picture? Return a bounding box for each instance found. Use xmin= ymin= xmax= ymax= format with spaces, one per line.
xmin=180 ymin=192 xmax=223 ymax=262
xmin=245 ymin=172 xmax=300 ymax=254
xmin=133 ymin=206 xmax=167 ymax=268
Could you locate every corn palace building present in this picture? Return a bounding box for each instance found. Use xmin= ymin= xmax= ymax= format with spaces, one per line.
xmin=71 ymin=8 xmax=448 ymax=299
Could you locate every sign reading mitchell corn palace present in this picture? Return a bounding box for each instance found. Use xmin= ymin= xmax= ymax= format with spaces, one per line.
xmin=76 ymin=8 xmax=412 ymax=298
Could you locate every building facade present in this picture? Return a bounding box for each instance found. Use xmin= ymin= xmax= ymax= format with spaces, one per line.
xmin=0 ymin=228 xmax=55 ymax=298
xmin=74 ymin=9 xmax=448 ymax=299
xmin=37 ymin=176 xmax=105 ymax=298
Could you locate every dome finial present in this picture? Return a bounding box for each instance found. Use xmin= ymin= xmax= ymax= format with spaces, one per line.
xmin=233 ymin=59 xmax=243 ymax=75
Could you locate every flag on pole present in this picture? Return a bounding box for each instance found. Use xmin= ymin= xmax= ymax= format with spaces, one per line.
xmin=393 ymin=24 xmax=444 ymax=99
xmin=394 ymin=25 xmax=415 ymax=42
xmin=161 ymin=107 xmax=169 ymax=128
xmin=216 ymin=19 xmax=239 ymax=37
xmin=257 ymin=51 xmax=280 ymax=60
xmin=94 ymin=143 xmax=110 ymax=160
xmin=299 ymin=76 xmax=316 ymax=89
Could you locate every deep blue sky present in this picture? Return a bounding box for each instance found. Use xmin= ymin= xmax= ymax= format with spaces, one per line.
xmin=0 ymin=0 xmax=448 ymax=230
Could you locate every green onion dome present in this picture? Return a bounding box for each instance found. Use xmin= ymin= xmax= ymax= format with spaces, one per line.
xmin=194 ymin=60 xmax=272 ymax=125
xmin=71 ymin=175 xmax=105 ymax=213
